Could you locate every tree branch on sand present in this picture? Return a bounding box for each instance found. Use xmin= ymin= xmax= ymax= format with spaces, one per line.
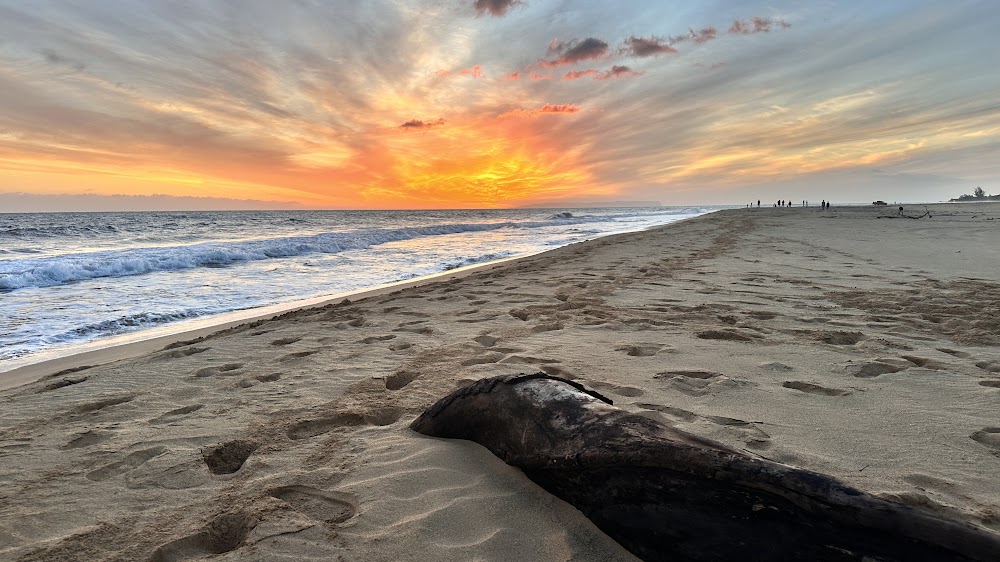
xmin=877 ymin=208 xmax=932 ymax=219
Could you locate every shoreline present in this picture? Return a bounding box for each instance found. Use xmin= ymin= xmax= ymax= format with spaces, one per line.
xmin=0 ymin=212 xmax=705 ymax=392
xmin=1 ymin=202 xmax=997 ymax=561
xmin=0 ymin=248 xmax=540 ymax=392
xmin=0 ymin=209 xmax=724 ymax=391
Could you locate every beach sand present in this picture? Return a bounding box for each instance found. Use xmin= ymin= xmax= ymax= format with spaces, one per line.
xmin=1 ymin=203 xmax=998 ymax=561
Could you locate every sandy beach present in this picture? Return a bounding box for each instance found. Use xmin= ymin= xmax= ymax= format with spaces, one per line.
xmin=1 ymin=203 xmax=998 ymax=561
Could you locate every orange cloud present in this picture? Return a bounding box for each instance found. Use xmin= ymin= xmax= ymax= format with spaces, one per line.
xmin=563 ymin=69 xmax=599 ymax=80
xmin=459 ymin=65 xmax=485 ymax=78
xmin=563 ymin=66 xmax=641 ymax=80
xmin=350 ymin=111 xmax=600 ymax=208
xmin=497 ymin=103 xmax=582 ymax=118
xmin=503 ymin=71 xmax=521 ymax=81
xmin=436 ymin=65 xmax=484 ymax=78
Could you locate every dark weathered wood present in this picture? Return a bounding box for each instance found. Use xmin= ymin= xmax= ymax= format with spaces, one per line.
xmin=411 ymin=373 xmax=1000 ymax=562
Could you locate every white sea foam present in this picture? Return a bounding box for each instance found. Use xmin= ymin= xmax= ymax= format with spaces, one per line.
xmin=0 ymin=206 xmax=719 ymax=370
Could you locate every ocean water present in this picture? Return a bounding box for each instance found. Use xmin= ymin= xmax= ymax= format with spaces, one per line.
xmin=0 ymin=207 xmax=714 ymax=371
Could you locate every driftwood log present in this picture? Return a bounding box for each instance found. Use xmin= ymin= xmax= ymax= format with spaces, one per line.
xmin=411 ymin=373 xmax=1000 ymax=561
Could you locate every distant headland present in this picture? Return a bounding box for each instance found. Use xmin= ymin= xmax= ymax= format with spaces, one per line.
xmin=949 ymin=187 xmax=1000 ymax=202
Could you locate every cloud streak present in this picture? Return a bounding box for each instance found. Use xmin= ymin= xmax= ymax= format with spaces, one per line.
xmin=563 ymin=66 xmax=641 ymax=80
xmin=498 ymin=103 xmax=582 ymax=118
xmin=729 ymin=16 xmax=790 ymax=35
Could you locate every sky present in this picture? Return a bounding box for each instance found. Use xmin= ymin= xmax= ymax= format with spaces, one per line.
xmin=1 ymin=0 xmax=998 ymax=211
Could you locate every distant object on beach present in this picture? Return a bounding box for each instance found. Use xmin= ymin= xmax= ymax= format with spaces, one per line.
xmin=412 ymin=373 xmax=1000 ymax=562
xmin=873 ymin=200 xmax=888 ymax=206
xmin=950 ymin=187 xmax=1000 ymax=202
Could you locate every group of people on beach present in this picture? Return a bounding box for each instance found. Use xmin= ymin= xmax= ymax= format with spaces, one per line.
xmin=746 ymin=200 xmax=831 ymax=209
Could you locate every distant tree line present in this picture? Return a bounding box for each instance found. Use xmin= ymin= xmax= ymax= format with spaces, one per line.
xmin=950 ymin=186 xmax=1000 ymax=202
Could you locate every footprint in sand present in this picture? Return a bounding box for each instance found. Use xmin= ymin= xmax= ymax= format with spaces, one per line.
xmin=202 ymin=440 xmax=258 ymax=475
xmin=286 ymin=408 xmax=403 ymax=440
xmin=269 ymin=485 xmax=357 ymax=524
xmin=655 ymin=371 xmax=744 ymax=396
xmin=153 ymin=346 xmax=211 ymax=361
xmin=278 ymin=351 xmax=318 ymax=363
xmin=149 ymin=511 xmax=254 ymax=562
xmin=782 ymin=381 xmax=851 ymax=396
xmin=706 ymin=416 xmax=772 ymax=449
xmin=531 ymin=322 xmax=564 ymax=333
xmin=40 ymin=376 xmax=89 ymax=392
xmin=540 ymin=365 xmax=577 ymax=379
xmin=87 ymin=446 xmax=167 ymax=481
xmin=970 ymin=428 xmax=1000 ymax=456
xmin=71 ymin=394 xmax=135 ymax=415
xmin=636 ymin=403 xmax=699 ymax=422
xmin=659 ymin=369 xmax=721 ymax=380
xmin=844 ymin=361 xmax=905 ymax=378
xmin=194 ymin=363 xmax=244 ymax=377
xmin=394 ymin=325 xmax=433 ymax=335
xmin=585 ymin=380 xmax=645 ymax=398
xmin=979 ymin=380 xmax=1000 ymax=388
xmin=63 ymin=430 xmax=114 ymax=449
xmin=151 ymin=404 xmax=205 ymax=423
xmin=385 ymin=370 xmax=419 ymax=390
xmin=800 ymin=330 xmax=866 ymax=345
xmin=509 ymin=308 xmax=531 ymax=321
xmin=360 ymin=335 xmax=396 ymax=344
xmin=474 ymin=335 xmax=498 ymax=347
xmin=499 ymin=355 xmax=561 ymax=366
xmin=270 ymin=337 xmax=301 ymax=346
xmin=696 ymin=330 xmax=759 ymax=342
xmin=460 ymin=353 xmax=505 ymax=366
xmin=616 ymin=343 xmax=668 ymax=357
xmin=901 ymin=356 xmax=951 ymax=371
xmin=937 ymin=348 xmax=971 ymax=358
xmin=256 ymin=372 xmax=282 ymax=382
xmin=759 ymin=362 xmax=793 ymax=371
xmin=976 ymin=360 xmax=1000 ymax=373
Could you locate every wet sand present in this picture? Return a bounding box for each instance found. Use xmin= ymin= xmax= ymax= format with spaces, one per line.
xmin=1 ymin=203 xmax=998 ymax=561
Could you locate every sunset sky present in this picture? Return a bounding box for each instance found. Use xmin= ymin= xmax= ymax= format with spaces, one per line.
xmin=1 ymin=0 xmax=999 ymax=210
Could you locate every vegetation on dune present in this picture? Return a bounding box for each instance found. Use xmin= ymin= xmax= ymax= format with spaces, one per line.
xmin=950 ymin=186 xmax=1000 ymax=201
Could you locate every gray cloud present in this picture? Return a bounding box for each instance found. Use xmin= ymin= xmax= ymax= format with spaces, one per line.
xmin=621 ymin=36 xmax=676 ymax=57
xmin=400 ymin=118 xmax=445 ymax=129
xmin=473 ymin=0 xmax=524 ymax=17
xmin=542 ymin=37 xmax=609 ymax=66
xmin=669 ymin=27 xmax=718 ymax=45
xmin=729 ymin=16 xmax=790 ymax=34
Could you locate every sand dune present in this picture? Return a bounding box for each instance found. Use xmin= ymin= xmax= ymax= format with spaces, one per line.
xmin=1 ymin=203 xmax=998 ymax=560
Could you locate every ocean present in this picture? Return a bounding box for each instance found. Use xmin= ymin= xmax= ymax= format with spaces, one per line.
xmin=0 ymin=206 xmax=715 ymax=372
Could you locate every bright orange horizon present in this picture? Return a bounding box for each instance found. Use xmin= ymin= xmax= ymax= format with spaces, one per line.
xmin=2 ymin=2 xmax=999 ymax=211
